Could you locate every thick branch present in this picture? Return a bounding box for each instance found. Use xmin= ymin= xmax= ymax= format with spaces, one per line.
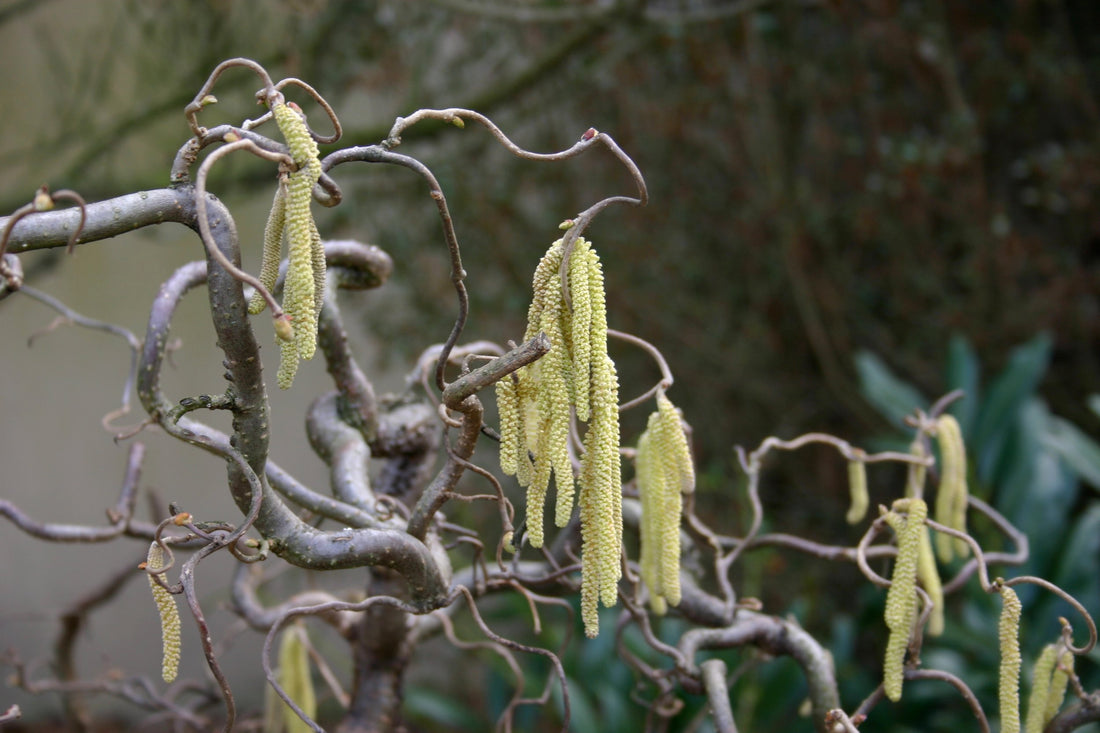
xmin=679 ymin=611 xmax=840 ymax=733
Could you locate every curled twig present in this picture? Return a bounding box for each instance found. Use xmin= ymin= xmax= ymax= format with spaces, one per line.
xmin=193 ymin=134 xmax=292 ymax=320
xmin=607 ymin=328 xmax=674 ymax=411
xmin=1001 ymin=576 xmax=1097 ymax=655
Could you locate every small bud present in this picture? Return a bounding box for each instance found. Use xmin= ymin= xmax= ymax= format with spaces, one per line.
xmin=273 ymin=314 xmax=294 ymax=342
xmin=582 ymin=127 xmax=597 ymax=141
xmin=558 ymin=219 xmax=575 ymax=230
xmin=502 ymin=530 xmax=516 ymax=554
xmin=223 ymin=130 xmax=241 ymax=143
xmin=172 ymin=512 xmax=192 ymax=526
xmin=450 ymin=115 xmax=465 ymax=129
xmin=200 ymin=94 xmax=218 ymax=108
xmin=32 ymin=186 xmax=53 ymax=212
xmin=845 ymin=454 xmax=869 ymax=524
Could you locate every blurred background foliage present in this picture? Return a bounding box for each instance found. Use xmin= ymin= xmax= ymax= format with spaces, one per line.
xmin=3 ymin=0 xmax=1100 ymax=729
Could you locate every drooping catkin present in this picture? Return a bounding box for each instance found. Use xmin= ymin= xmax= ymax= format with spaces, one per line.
xmin=1044 ymin=650 xmax=1073 ymax=725
xmin=1025 ymin=645 xmax=1058 ymax=733
xmin=498 ymin=236 xmax=622 ymax=637
xmin=934 ymin=414 xmax=970 ymax=562
xmin=277 ymin=622 xmax=316 ymax=733
xmin=269 ymin=101 xmax=324 ymax=389
xmin=581 ymin=246 xmax=622 ymax=619
xmin=248 ymin=181 xmax=287 ymax=316
xmin=636 ymin=392 xmax=695 ymax=613
xmin=569 ymin=239 xmax=593 ymax=422
xmin=845 ymin=453 xmax=869 ymax=524
xmin=999 ymin=584 xmax=1023 ymax=733
xmin=916 ymin=524 xmax=945 ymax=636
xmin=882 ymin=498 xmax=927 ymax=702
xmin=496 ymin=376 xmax=521 ymax=476
xmin=145 ymin=541 xmax=181 ymax=683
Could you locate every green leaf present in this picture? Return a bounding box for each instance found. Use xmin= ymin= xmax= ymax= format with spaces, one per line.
xmin=555 ymin=675 xmax=600 ymax=733
xmin=1044 ymin=504 xmax=1100 ymax=634
xmin=1043 ymin=416 xmax=1100 ymax=492
xmin=971 ymin=333 xmax=1052 ymax=481
xmin=406 ymin=686 xmax=484 ymax=731
xmin=945 ymin=334 xmax=980 ymax=436
xmin=989 ymin=400 xmax=1078 ymax=582
xmin=854 ymin=350 xmax=927 ymax=428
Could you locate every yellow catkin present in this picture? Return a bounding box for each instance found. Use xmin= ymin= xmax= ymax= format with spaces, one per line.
xmin=636 ymin=430 xmax=662 ymax=611
xmin=496 ymin=377 xmax=521 ymax=476
xmin=569 ymin=239 xmax=593 ymax=422
xmin=145 ymin=541 xmax=181 ymax=683
xmin=654 ymin=394 xmax=691 ymax=605
xmin=581 ymin=245 xmax=621 ymax=620
xmin=934 ymin=414 xmax=970 ymax=562
xmin=882 ymin=498 xmax=927 ymax=702
xmin=277 ymin=622 xmax=316 ymax=733
xmin=308 ymin=215 xmax=326 ymax=321
xmin=536 ymin=285 xmax=576 ymax=529
xmin=1025 ymin=645 xmax=1059 ymax=733
xmin=845 ymin=454 xmax=869 ymax=524
xmin=271 ymin=101 xmax=323 ymax=388
xmin=283 ymin=169 xmax=318 ymax=358
xmin=636 ymin=393 xmax=695 ymax=613
xmin=916 ymin=525 xmax=945 ymax=636
xmin=522 ymin=239 xmax=564 ymax=345
xmin=514 ymin=376 xmax=536 ymax=488
xmin=1045 ymin=651 xmax=1073 ymax=724
xmin=999 ymin=584 xmax=1023 ymax=733
xmin=248 ymin=181 xmax=287 ymax=315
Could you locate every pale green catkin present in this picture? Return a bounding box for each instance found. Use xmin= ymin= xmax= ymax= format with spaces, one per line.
xmin=1044 ymin=651 xmax=1073 ymax=725
xmin=496 ymin=377 xmax=521 ymax=476
xmin=999 ymin=584 xmax=1023 ymax=733
xmin=271 ymin=101 xmax=323 ymax=389
xmin=636 ymin=429 xmax=662 ymax=612
xmin=916 ymin=524 xmax=945 ymax=636
xmin=249 ymin=181 xmax=287 ymax=315
xmin=636 ymin=393 xmax=695 ymax=612
xmin=845 ymin=455 xmax=869 ymax=524
xmin=934 ymin=414 xmax=970 ymax=562
xmin=1025 ymin=645 xmax=1058 ymax=733
xmin=580 ymin=244 xmax=622 ymax=622
xmin=145 ymin=541 xmax=181 ymax=683
xmin=277 ymin=622 xmax=316 ymax=733
xmin=882 ymin=498 xmax=927 ymax=702
xmin=569 ymin=239 xmax=593 ymax=422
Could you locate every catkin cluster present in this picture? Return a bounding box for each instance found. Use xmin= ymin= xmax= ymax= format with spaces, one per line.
xmin=497 ymin=236 xmax=622 ymax=637
xmin=934 ymin=414 xmax=970 ymax=562
xmin=144 ymin=541 xmax=181 ymax=683
xmin=636 ymin=392 xmax=695 ymax=614
xmin=1025 ymin=644 xmax=1074 ymax=733
xmin=248 ymin=101 xmax=326 ymax=389
xmin=882 ymin=498 xmax=927 ymax=702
